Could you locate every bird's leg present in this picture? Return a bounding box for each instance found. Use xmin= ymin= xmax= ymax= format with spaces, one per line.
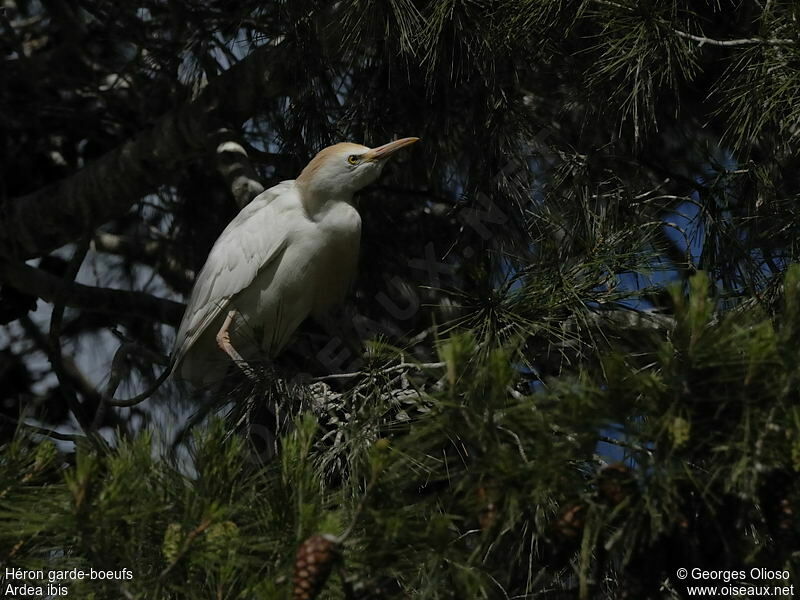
xmin=216 ymin=310 xmax=257 ymax=381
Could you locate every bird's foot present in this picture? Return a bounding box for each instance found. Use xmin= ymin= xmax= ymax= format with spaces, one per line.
xmin=216 ymin=326 xmax=257 ymax=382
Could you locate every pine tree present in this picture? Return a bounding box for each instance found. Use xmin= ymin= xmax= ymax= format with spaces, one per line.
xmin=1 ymin=1 xmax=799 ymax=598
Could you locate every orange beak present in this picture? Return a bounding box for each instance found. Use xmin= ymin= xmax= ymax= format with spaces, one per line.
xmin=365 ymin=137 xmax=420 ymax=161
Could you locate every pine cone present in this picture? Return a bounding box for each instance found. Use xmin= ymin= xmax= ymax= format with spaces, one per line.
xmin=597 ymin=463 xmax=635 ymax=507
xmin=553 ymin=502 xmax=586 ymax=540
xmin=545 ymin=501 xmax=587 ymax=568
xmin=476 ymin=485 xmax=499 ymax=531
xmin=777 ymin=497 xmax=794 ymax=531
xmin=292 ymin=534 xmax=340 ymax=600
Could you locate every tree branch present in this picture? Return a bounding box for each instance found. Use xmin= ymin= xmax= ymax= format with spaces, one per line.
xmin=589 ymin=0 xmax=796 ymax=47
xmin=46 ymin=240 xmax=92 ymax=431
xmin=92 ymin=232 xmax=194 ymax=294
xmin=0 ymin=260 xmax=184 ymax=325
xmin=212 ymin=128 xmax=266 ymax=208
xmin=0 ymin=413 xmax=85 ymax=443
xmin=18 ymin=314 xmax=131 ymax=435
xmin=0 ymin=39 xmax=298 ymax=260
xmin=673 ymin=28 xmax=796 ymax=47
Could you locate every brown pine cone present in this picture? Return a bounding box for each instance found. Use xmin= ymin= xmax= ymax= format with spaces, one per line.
xmin=553 ymin=502 xmax=586 ymax=540
xmin=292 ymin=533 xmax=340 ymax=600
xmin=597 ymin=463 xmax=635 ymax=507
xmin=476 ymin=485 xmax=499 ymax=531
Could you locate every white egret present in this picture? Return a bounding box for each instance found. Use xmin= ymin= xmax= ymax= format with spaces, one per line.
xmin=171 ymin=137 xmax=419 ymax=385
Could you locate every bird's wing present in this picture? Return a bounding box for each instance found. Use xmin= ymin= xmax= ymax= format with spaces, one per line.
xmin=171 ymin=180 xmax=296 ymax=367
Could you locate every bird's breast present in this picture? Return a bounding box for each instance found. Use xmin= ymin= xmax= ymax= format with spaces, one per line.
xmin=307 ymin=201 xmax=362 ymax=314
xmin=247 ymin=201 xmax=361 ymax=318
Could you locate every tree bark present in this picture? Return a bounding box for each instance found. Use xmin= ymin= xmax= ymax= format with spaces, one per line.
xmin=92 ymin=233 xmax=194 ymax=294
xmin=0 ymin=40 xmax=297 ymax=260
xmin=212 ymin=128 xmax=266 ymax=209
xmin=0 ymin=260 xmax=184 ymax=324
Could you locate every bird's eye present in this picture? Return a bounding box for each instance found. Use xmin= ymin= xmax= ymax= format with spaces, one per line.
xmin=347 ymin=154 xmax=360 ymax=165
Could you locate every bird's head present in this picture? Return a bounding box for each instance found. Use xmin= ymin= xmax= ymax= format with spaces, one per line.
xmin=296 ymin=137 xmax=419 ymax=199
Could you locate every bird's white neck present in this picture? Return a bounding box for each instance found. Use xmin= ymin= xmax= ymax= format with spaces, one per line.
xmin=296 ymin=182 xmax=356 ymax=219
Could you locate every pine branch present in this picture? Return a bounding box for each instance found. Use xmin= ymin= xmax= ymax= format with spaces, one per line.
xmin=212 ymin=128 xmax=266 ymax=209
xmin=0 ymin=39 xmax=299 ymax=260
xmin=92 ymin=233 xmax=194 ymax=293
xmin=0 ymin=413 xmax=85 ymax=443
xmin=18 ymin=315 xmax=103 ymax=407
xmin=672 ymin=28 xmax=796 ymax=47
xmin=312 ymin=361 xmax=446 ymax=382
xmin=0 ymin=260 xmax=184 ymax=324
xmin=44 ymin=240 xmax=92 ymax=432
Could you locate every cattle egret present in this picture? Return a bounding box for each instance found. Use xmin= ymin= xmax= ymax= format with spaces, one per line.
xmin=171 ymin=137 xmax=419 ymax=385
